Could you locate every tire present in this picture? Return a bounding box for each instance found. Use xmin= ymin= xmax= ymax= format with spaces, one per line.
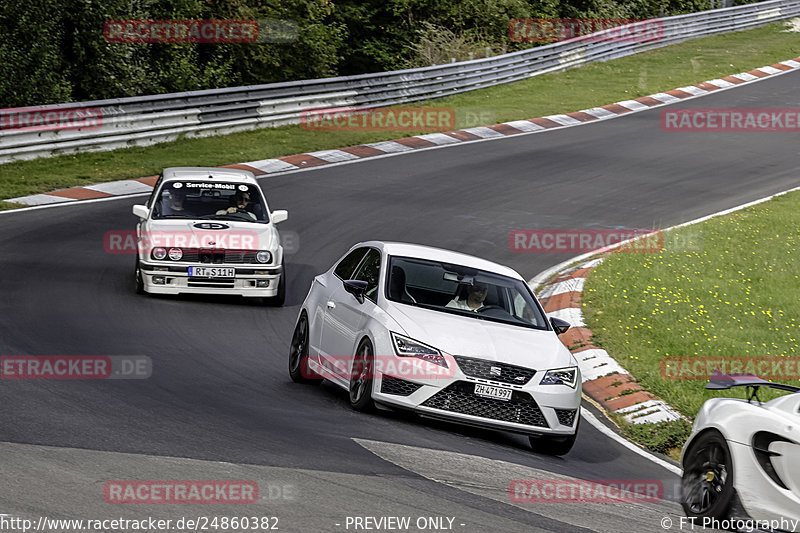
xmin=349 ymin=339 xmax=375 ymax=412
xmin=263 ymin=263 xmax=286 ymax=307
xmin=135 ymin=256 xmax=145 ymax=295
xmin=288 ymin=313 xmax=320 ymax=384
xmin=681 ymin=430 xmax=735 ymax=520
xmin=529 ymin=416 xmax=579 ymax=456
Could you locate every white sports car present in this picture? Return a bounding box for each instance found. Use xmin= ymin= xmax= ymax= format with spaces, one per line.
xmin=681 ymin=372 xmax=800 ymax=528
xmin=288 ymin=241 xmax=582 ymax=455
xmin=132 ymin=167 xmax=288 ymax=305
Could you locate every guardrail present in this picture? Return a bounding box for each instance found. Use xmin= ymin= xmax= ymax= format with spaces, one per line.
xmin=2 ymin=0 xmax=798 ymax=163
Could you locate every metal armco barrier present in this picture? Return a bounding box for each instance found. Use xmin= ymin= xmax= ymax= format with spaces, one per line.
xmin=1 ymin=0 xmax=798 ymax=163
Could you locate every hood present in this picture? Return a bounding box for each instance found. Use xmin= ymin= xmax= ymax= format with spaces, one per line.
xmin=142 ymin=219 xmax=277 ymax=250
xmin=384 ymin=301 xmax=574 ymax=370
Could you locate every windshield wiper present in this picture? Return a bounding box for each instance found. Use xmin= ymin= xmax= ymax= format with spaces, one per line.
xmin=205 ymin=214 xmax=264 ymax=222
xmin=480 ymin=315 xmax=540 ymax=329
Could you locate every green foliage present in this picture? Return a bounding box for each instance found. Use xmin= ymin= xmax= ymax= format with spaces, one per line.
xmin=0 ymin=0 xmax=72 ymax=107
xmin=0 ymin=0 xmax=344 ymax=105
xmin=0 ymin=0 xmax=764 ymax=105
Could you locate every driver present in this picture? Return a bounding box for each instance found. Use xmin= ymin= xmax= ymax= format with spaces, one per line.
xmin=217 ymin=190 xmax=256 ymax=220
xmin=162 ymin=188 xmax=190 ymax=216
xmin=446 ymin=282 xmax=488 ymax=311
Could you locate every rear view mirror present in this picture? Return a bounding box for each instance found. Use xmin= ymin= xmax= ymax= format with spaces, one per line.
xmin=550 ymin=317 xmax=571 ymax=335
xmin=343 ymin=279 xmax=368 ymax=304
xmin=132 ymin=205 xmax=149 ymax=219
xmin=272 ymin=210 xmax=288 ymax=224
xmin=443 ymin=272 xmax=460 ymax=282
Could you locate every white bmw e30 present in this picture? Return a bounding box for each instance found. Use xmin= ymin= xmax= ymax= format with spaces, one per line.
xmin=132 ymin=167 xmax=288 ymax=305
xmin=288 ymin=241 xmax=582 ymax=455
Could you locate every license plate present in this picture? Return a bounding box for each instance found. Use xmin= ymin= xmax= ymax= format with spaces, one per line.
xmin=474 ymin=383 xmax=512 ymax=401
xmin=188 ymin=266 xmax=235 ymax=278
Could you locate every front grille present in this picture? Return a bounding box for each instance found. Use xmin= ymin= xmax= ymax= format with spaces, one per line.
xmin=421 ymin=381 xmax=548 ymax=427
xmin=380 ymin=376 xmax=422 ymax=396
xmin=167 ymin=249 xmax=260 ymax=264
xmin=452 ymin=356 xmax=536 ymax=386
xmin=223 ymin=250 xmax=259 ymax=264
xmin=555 ymin=408 xmax=577 ymax=427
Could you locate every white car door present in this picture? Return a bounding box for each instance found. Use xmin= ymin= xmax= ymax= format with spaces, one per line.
xmin=320 ymin=248 xmax=382 ymax=381
xmin=317 ymin=247 xmax=369 ymax=365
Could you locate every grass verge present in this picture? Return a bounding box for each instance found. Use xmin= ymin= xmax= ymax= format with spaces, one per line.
xmin=2 ymin=20 xmax=800 ymax=206
xmin=612 ymin=415 xmax=693 ymax=462
xmin=583 ymin=190 xmax=800 ymax=454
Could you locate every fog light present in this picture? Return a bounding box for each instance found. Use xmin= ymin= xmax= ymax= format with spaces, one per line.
xmin=153 ymin=276 xmax=166 ymax=285
xmin=256 ymin=280 xmax=270 ymax=288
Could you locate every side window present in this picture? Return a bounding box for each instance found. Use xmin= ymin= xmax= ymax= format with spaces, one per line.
xmin=352 ymin=249 xmax=382 ymax=303
xmin=334 ymin=248 xmax=368 ymax=280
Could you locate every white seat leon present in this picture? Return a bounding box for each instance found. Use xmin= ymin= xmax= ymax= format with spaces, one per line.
xmin=289 ymin=241 xmax=581 ymax=455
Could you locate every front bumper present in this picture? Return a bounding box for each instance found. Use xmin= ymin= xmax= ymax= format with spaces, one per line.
xmin=140 ymin=261 xmax=282 ymax=297
xmin=369 ymin=356 xmax=581 ymax=437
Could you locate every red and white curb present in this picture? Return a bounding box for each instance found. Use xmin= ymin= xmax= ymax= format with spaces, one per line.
xmin=536 ymin=257 xmax=685 ymax=425
xmin=6 ymin=57 xmax=800 ymax=207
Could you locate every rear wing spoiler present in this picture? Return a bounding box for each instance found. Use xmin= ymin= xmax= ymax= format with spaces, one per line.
xmin=706 ymin=370 xmax=800 ymax=393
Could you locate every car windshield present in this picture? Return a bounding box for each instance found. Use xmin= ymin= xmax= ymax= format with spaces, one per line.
xmin=153 ymin=181 xmax=268 ymax=223
xmin=386 ymin=256 xmax=548 ymax=330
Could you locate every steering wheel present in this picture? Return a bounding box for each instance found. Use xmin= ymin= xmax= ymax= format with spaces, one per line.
xmin=476 ymin=305 xmax=504 ymax=313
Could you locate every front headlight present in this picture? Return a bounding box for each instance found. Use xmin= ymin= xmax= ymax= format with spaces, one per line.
xmin=168 ymin=248 xmax=183 ymax=261
xmin=256 ymin=250 xmax=271 ymax=264
xmin=390 ymin=332 xmax=447 ymax=368
xmin=152 ymin=247 xmax=167 ymax=260
xmin=541 ymin=367 xmax=578 ymax=388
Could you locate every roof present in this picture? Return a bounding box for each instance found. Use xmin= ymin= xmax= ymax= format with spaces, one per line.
xmin=161 ymin=167 xmax=257 ymax=184
xmin=359 ymin=241 xmax=523 ymax=280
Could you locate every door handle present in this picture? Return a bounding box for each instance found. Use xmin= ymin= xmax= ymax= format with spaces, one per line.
xmin=326 ymin=301 xmax=336 ymax=309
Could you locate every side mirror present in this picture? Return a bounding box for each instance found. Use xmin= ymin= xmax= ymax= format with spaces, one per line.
xmin=271 ymin=210 xmax=288 ymax=224
xmin=132 ymin=204 xmax=149 ymax=220
xmin=550 ymin=317 xmax=571 ymax=335
xmin=343 ymin=279 xmax=369 ymax=304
